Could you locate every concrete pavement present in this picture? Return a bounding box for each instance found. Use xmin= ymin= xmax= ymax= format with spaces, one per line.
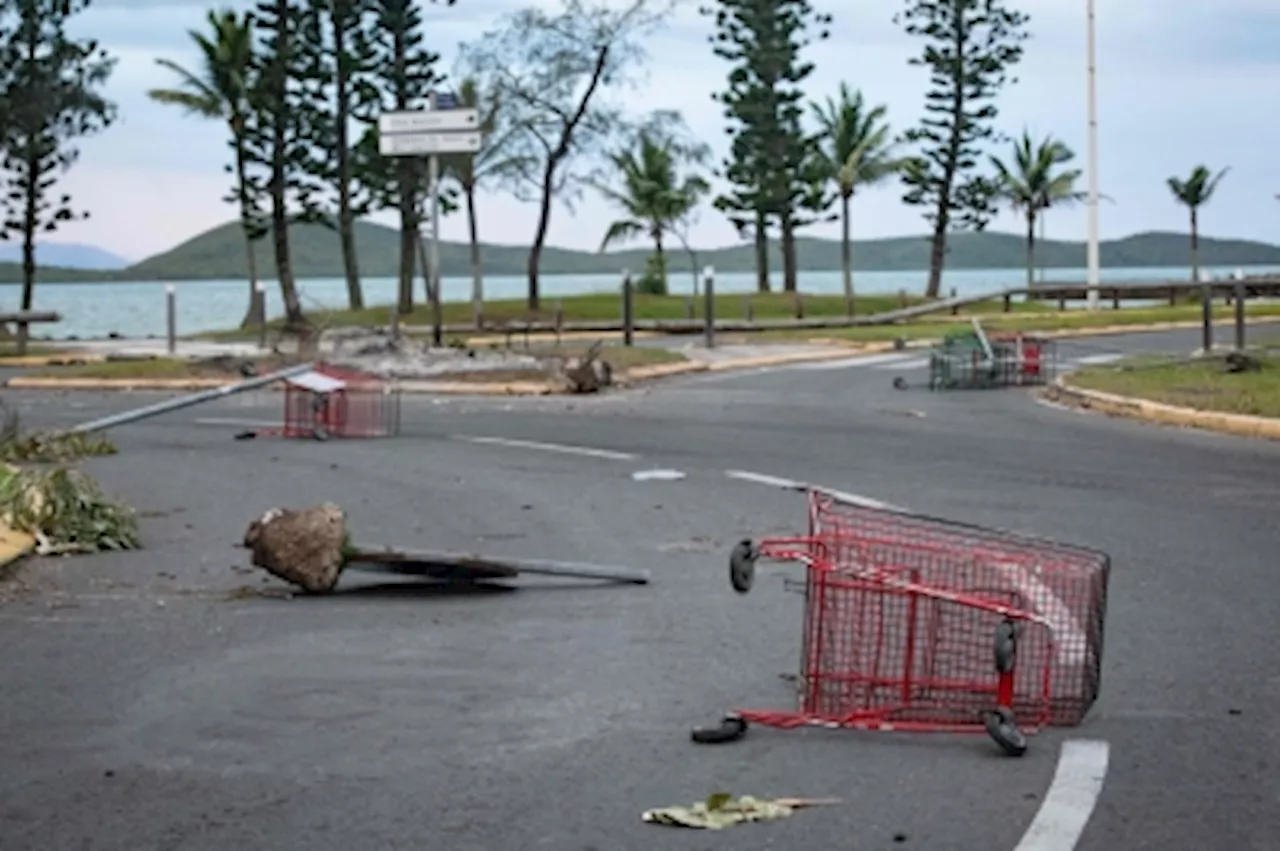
xmin=0 ymin=324 xmax=1276 ymax=850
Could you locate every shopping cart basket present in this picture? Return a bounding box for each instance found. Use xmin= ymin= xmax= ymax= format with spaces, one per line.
xmin=926 ymin=322 xmax=1057 ymax=391
xmin=694 ymin=489 xmax=1109 ymax=756
xmin=235 ymin=363 xmax=401 ymax=441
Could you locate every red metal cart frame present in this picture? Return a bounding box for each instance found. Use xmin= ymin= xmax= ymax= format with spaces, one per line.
xmin=698 ymin=490 xmax=1110 ymax=756
xmin=236 ymin=363 xmax=401 ymax=441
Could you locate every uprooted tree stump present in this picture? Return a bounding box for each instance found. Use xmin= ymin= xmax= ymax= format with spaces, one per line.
xmin=243 ymin=502 xmax=349 ymax=593
xmin=553 ymin=340 xmax=613 ymax=394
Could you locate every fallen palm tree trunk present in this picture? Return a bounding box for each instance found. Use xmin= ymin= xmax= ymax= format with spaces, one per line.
xmin=242 ymin=503 xmax=650 ymax=593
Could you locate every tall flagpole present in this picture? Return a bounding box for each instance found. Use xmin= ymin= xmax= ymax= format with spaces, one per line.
xmin=1085 ymin=0 xmax=1100 ymax=309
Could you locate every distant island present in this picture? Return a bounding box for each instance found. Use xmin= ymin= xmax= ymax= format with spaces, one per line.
xmin=1 ymin=218 xmax=1278 ymax=284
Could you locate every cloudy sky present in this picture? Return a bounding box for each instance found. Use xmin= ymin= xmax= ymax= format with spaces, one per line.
xmin=47 ymin=0 xmax=1280 ymax=261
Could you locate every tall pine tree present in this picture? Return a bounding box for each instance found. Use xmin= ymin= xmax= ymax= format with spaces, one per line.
xmin=704 ymin=0 xmax=830 ymax=293
xmin=0 ymin=0 xmax=115 ymax=354
xmin=353 ymin=0 xmax=449 ymax=316
xmin=242 ymin=0 xmax=328 ymax=329
xmin=894 ymin=0 xmax=1030 ymax=298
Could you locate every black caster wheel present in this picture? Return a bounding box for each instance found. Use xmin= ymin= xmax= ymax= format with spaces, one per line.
xmin=691 ymin=715 xmax=748 ymax=745
xmin=729 ymin=539 xmax=758 ymax=594
xmin=892 ymin=376 xmax=907 ymax=390
xmin=233 ymin=430 xmax=257 ymax=441
xmin=983 ymin=706 xmax=1028 ymax=757
xmin=312 ymin=425 xmax=330 ymax=442
xmin=994 ymin=618 xmax=1017 ymax=673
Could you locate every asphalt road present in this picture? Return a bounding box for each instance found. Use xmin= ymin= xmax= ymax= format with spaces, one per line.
xmin=1 ymin=325 xmax=1277 ymax=851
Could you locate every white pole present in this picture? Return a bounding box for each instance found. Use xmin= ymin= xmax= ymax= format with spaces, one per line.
xmin=1084 ymin=0 xmax=1100 ymax=310
xmin=427 ymin=91 xmax=443 ymax=346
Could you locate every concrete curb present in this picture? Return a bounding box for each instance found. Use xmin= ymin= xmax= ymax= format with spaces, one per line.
xmin=2 ymin=346 xmax=892 ymax=395
xmin=1043 ymin=375 xmax=1280 ymax=442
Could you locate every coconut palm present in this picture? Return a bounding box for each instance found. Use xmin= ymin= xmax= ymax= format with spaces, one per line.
xmin=809 ymin=84 xmax=906 ymax=309
xmin=594 ymin=133 xmax=710 ymax=294
xmin=989 ymin=131 xmax=1085 ymax=289
xmin=147 ymin=9 xmax=263 ymax=327
xmin=1167 ymin=165 xmax=1230 ymax=283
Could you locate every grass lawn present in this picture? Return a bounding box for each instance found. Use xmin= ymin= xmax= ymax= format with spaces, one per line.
xmin=197 ymin=291 xmax=1052 ymax=341
xmin=30 ymin=344 xmax=686 ymax=383
xmin=1070 ymin=353 xmax=1280 ymax=418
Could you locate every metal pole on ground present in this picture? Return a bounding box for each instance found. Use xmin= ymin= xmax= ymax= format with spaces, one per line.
xmin=621 ymin=269 xmax=634 ymax=347
xmin=64 ymin=363 xmax=317 ymax=435
xmin=703 ymin=265 xmax=715 ymax=348
xmin=1200 ymin=273 xmax=1213 ymax=354
xmin=165 ymin=284 xmax=177 ymax=355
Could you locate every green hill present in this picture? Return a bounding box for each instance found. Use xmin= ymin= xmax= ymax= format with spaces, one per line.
xmin=2 ymin=219 xmax=1278 ymax=284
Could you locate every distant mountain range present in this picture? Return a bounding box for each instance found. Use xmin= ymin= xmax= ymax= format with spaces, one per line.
xmin=0 ymin=219 xmax=1278 ymax=285
xmin=0 ymin=241 xmax=130 ymax=270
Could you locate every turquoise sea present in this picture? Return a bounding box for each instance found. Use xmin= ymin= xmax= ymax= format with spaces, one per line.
xmin=5 ymin=264 xmax=1279 ymax=341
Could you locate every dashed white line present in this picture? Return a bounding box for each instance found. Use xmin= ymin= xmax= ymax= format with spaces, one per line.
xmin=723 ymin=469 xmax=905 ymax=512
xmin=631 ymin=469 xmax=686 ymax=481
xmin=1013 ymin=740 xmax=1110 ymax=851
xmin=872 ymin=356 xmax=930 ymax=371
xmin=452 ymin=434 xmax=635 ymax=460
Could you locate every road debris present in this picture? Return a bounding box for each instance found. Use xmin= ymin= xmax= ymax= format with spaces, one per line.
xmin=241 ymin=502 xmax=651 ymax=593
xmin=641 ymin=793 xmax=839 ymax=829
xmin=0 ymin=464 xmax=141 ymax=555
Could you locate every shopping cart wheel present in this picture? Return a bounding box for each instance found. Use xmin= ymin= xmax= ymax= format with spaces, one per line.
xmin=983 ymin=707 xmax=1028 ymax=757
xmin=691 ymin=714 xmax=748 ymax=745
xmin=892 ymin=376 xmax=907 ymax=390
xmin=994 ymin=618 xmax=1017 ymax=674
xmin=312 ymin=425 xmax=329 ymax=442
xmin=729 ymin=540 xmax=758 ymax=594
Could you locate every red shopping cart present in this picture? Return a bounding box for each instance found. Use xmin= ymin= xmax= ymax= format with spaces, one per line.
xmin=235 ymin=363 xmax=401 ymax=441
xmin=694 ymin=490 xmax=1109 ymax=756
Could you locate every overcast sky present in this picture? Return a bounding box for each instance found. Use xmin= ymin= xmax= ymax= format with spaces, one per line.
xmin=44 ymin=0 xmax=1280 ymax=261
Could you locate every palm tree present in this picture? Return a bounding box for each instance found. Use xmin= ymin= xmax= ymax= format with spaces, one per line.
xmin=594 ymin=133 xmax=710 ymax=294
xmin=147 ymin=9 xmax=263 ymax=328
xmin=1167 ymin=165 xmax=1229 ymax=283
xmin=990 ymin=131 xmax=1085 ymax=289
xmin=809 ymin=84 xmax=905 ymax=310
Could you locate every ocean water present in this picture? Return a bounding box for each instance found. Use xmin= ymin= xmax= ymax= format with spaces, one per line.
xmin=4 ymin=264 xmax=1277 ymax=341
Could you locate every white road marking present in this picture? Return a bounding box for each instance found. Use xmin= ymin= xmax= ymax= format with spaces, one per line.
xmin=193 ymin=417 xmax=280 ymax=428
xmin=631 ymin=469 xmax=686 ymax=481
xmin=995 ymin=563 xmax=1089 ymax=666
xmin=724 ymin=469 xmax=906 ymax=512
xmin=452 ymin=434 xmax=635 ymax=461
xmin=1072 ymin=353 xmax=1124 ymax=365
xmin=787 ymin=352 xmax=917 ymax=370
xmin=872 ymin=356 xmax=930 ymax=370
xmin=1013 ymin=740 xmax=1110 ymax=851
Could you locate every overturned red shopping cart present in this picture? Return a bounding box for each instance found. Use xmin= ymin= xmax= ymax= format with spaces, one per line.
xmin=236 ymin=363 xmax=401 ymax=441
xmin=693 ymin=489 xmax=1110 ymax=756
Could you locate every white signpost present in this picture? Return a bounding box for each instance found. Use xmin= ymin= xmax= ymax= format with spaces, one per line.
xmin=377 ymin=92 xmax=482 ymax=345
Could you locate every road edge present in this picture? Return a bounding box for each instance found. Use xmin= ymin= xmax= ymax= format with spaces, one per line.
xmin=1043 ymin=375 xmax=1280 ymax=442
xmin=1 ymin=345 xmax=889 ymax=395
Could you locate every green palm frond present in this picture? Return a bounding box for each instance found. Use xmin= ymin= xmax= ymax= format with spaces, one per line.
xmin=1168 ymin=165 xmax=1230 ymax=208
xmin=809 ymin=84 xmax=903 ymax=197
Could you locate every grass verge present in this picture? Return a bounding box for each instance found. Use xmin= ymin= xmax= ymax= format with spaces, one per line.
xmin=29 ymin=345 xmax=686 ymax=383
xmin=197 ymin=291 xmax=1051 ymax=341
xmin=1070 ymin=353 xmax=1280 ymax=418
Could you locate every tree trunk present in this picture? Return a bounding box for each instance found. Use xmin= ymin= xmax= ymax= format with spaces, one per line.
xmin=1189 ymin=207 xmax=1200 ymax=283
xmin=781 ymin=210 xmax=797 ymax=293
xmin=465 ymin=181 xmax=483 ymax=320
xmin=269 ymin=0 xmax=302 ymax=329
xmin=925 ymin=220 xmax=947 ymax=299
xmin=1025 ymin=210 xmax=1036 ymax=290
xmin=753 ymin=211 xmax=769 ymax=293
xmin=394 ymin=160 xmax=418 ymax=315
xmin=528 ymin=161 xmax=557 ymax=312
xmin=17 ymin=145 xmax=38 ymax=356
xmin=652 ymin=229 xmax=667 ymax=295
xmin=235 ymin=136 xmax=264 ymax=329
xmin=332 ymin=5 xmax=362 ymax=311
xmin=840 ymin=192 xmax=853 ymax=313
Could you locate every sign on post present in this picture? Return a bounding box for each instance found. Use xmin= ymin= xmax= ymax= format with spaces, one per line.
xmin=377 ymin=92 xmax=484 ymax=348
